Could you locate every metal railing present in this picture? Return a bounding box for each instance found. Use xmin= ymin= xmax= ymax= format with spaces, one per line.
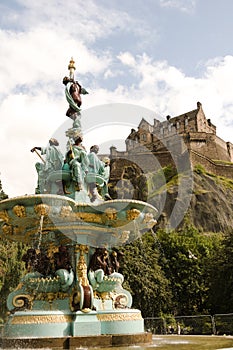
xmin=144 ymin=314 xmax=233 ymax=335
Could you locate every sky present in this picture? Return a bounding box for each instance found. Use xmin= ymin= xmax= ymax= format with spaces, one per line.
xmin=1 ymin=0 xmax=233 ymax=198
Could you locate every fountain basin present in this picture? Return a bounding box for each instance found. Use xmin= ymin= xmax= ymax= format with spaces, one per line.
xmin=0 ymin=194 xmax=157 ymax=247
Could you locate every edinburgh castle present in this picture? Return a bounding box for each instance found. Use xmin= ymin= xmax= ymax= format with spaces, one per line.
xmin=109 ymin=102 xmax=233 ymax=181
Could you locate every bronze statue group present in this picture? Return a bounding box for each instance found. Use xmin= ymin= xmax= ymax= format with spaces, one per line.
xmin=31 ymin=71 xmax=111 ymax=202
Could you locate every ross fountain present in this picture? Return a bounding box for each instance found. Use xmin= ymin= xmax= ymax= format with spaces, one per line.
xmin=0 ymin=58 xmax=158 ymax=349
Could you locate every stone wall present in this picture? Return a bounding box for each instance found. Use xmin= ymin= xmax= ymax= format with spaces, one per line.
xmin=190 ymin=150 xmax=233 ymax=178
xmin=188 ymin=133 xmax=232 ymax=163
xmin=110 ymin=144 xmax=233 ymax=180
xmin=109 ymin=102 xmax=233 ymax=180
xmin=110 ymin=150 xmax=176 ymax=179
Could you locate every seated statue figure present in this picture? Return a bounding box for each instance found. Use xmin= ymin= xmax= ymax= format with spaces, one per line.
xmin=64 ymin=136 xmax=89 ymax=192
xmin=88 ymin=248 xmax=132 ymax=308
xmin=87 ymin=145 xmax=105 ymax=202
xmin=88 ymin=248 xmax=124 ymax=292
xmin=100 ymin=157 xmax=112 ymax=200
xmin=7 ymin=247 xmax=74 ymax=311
xmin=21 ymin=247 xmax=74 ymax=292
xmin=31 ymin=138 xmax=64 ymax=194
xmin=53 ymin=246 xmax=74 ymax=292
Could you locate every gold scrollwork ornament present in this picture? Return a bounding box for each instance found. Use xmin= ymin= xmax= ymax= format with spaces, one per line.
xmin=104 ymin=207 xmax=117 ymax=220
xmin=34 ymin=204 xmax=50 ymax=216
xmin=60 ymin=205 xmax=72 ymax=217
xmin=12 ymin=294 xmax=34 ymax=310
xmin=2 ymin=223 xmax=13 ymax=236
xmin=0 ymin=210 xmax=10 ymax=223
xmin=126 ymin=208 xmax=140 ymax=220
xmin=13 ymin=205 xmax=27 ymax=217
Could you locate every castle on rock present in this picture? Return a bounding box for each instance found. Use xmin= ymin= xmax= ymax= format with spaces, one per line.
xmin=110 ymin=102 xmax=233 ymax=179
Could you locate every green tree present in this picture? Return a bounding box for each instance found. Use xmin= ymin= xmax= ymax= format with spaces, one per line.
xmin=156 ymin=225 xmax=221 ymax=315
xmin=0 ymin=238 xmax=27 ymax=321
xmin=120 ymin=231 xmax=172 ymax=317
xmin=208 ymin=232 xmax=233 ymax=314
xmin=0 ymin=180 xmax=27 ymax=321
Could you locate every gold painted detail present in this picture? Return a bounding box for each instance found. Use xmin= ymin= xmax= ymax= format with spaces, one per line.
xmin=97 ymin=312 xmax=142 ymax=322
xmin=104 ymin=208 xmax=117 ymax=220
xmin=2 ymin=223 xmax=13 ymax=235
xmin=68 ymin=57 xmax=76 ymax=71
xmin=34 ymin=292 xmax=68 ymax=302
xmin=12 ymin=294 xmax=34 ymax=309
xmin=15 ymin=282 xmax=24 ymax=291
xmin=11 ymin=314 xmax=72 ymax=324
xmin=126 ymin=208 xmax=140 ymax=220
xmin=99 ymin=292 xmax=111 ymax=300
xmin=0 ymin=210 xmax=10 ymax=223
xmin=60 ymin=205 xmax=73 ymax=217
xmin=34 ymin=204 xmax=50 ymax=216
xmin=13 ymin=205 xmax=27 ymax=217
xmin=75 ymin=244 xmax=89 ymax=254
xmin=47 ymin=243 xmax=59 ymax=258
xmin=82 ymin=308 xmax=92 ymax=313
xmin=12 ymin=226 xmax=22 ymax=235
xmin=76 ymin=245 xmax=89 ymax=286
xmin=75 ymin=212 xmax=103 ymax=224
xmin=29 ymin=276 xmax=60 ymax=284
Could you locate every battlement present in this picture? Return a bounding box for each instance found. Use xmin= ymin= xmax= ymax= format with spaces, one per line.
xmin=110 ymin=102 xmax=233 ymax=179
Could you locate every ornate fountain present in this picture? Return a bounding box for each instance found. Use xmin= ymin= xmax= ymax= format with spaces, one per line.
xmin=0 ymin=59 xmax=157 ymax=349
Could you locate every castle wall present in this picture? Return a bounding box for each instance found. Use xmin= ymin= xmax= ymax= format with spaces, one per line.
xmin=214 ymin=137 xmax=233 ymax=162
xmin=110 ymin=147 xmax=233 ymax=180
xmin=196 ymin=105 xmax=216 ymax=134
xmin=110 ymin=103 xmax=233 ymax=180
xmin=190 ymin=150 xmax=233 ymax=178
xmin=110 ymin=150 xmax=176 ymax=176
xmin=188 ymin=133 xmax=232 ymax=162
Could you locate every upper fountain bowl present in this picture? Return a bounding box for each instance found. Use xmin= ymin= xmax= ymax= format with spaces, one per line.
xmin=0 ymin=194 xmax=157 ymax=247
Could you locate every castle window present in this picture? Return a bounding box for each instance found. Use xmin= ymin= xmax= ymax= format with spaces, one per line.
xmin=176 ymin=122 xmax=180 ymax=129
xmin=185 ymin=118 xmax=188 ymax=126
xmin=160 ymin=127 xmax=163 ymax=135
xmin=141 ymin=134 xmax=147 ymax=141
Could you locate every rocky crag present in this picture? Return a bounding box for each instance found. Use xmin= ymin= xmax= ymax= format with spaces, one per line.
xmin=108 ymin=162 xmax=233 ymax=234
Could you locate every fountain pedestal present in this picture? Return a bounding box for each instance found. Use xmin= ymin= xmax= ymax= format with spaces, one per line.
xmin=0 ymin=194 xmax=156 ymax=348
xmin=0 ymin=58 xmax=157 ymax=348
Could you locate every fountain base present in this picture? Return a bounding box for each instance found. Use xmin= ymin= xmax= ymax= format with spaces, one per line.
xmin=1 ymin=333 xmax=152 ymax=349
xmin=1 ymin=309 xmax=151 ymax=348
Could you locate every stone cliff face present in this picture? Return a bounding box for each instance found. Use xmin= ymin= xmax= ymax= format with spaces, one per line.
xmin=149 ymin=171 xmax=233 ymax=233
xmin=109 ymin=162 xmax=233 ymax=233
xmin=187 ymin=172 xmax=233 ymax=233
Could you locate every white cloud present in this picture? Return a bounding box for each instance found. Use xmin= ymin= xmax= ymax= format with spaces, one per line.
xmin=118 ymin=52 xmax=136 ymax=67
xmin=106 ymin=52 xmax=233 ymax=143
xmin=204 ymin=56 xmax=233 ymax=102
xmin=4 ymin=0 xmax=153 ymax=48
xmin=159 ymin=0 xmax=196 ymax=13
xmin=0 ymin=28 xmax=111 ymax=95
